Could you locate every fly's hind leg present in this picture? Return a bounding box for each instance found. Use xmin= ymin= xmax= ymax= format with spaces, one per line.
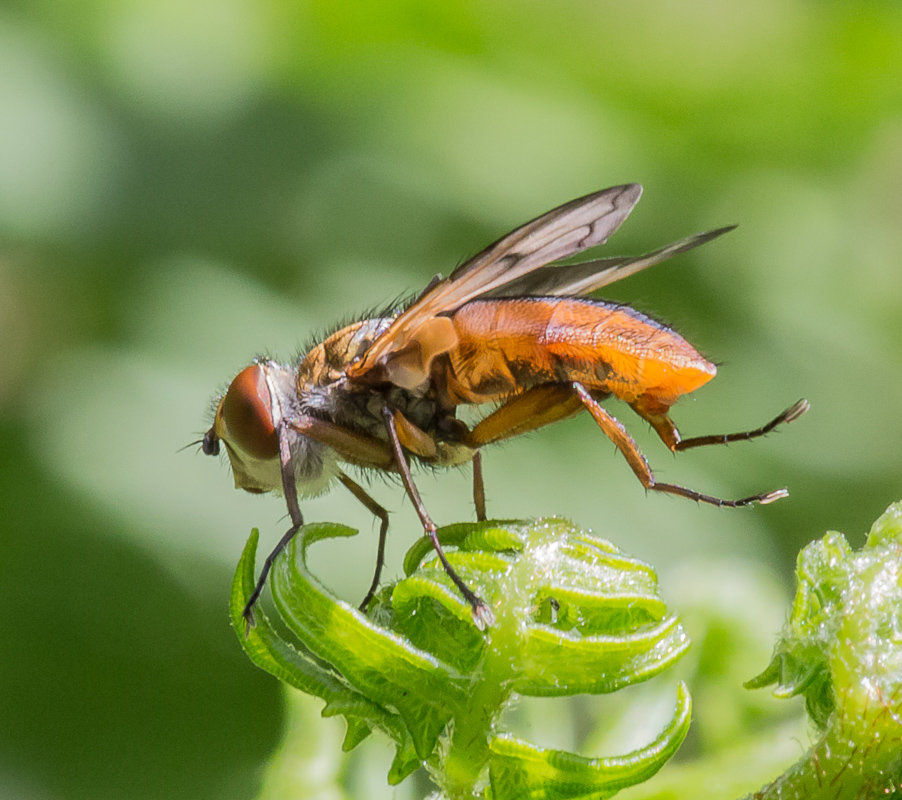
xmin=633 ymin=397 xmax=809 ymax=452
xmin=469 ymin=384 xmax=584 ymax=446
xmin=382 ymin=407 xmax=495 ymax=629
xmin=573 ymin=383 xmax=787 ymax=507
xmin=467 ymin=384 xmax=585 ymax=521
xmin=391 ymin=386 xmax=590 ymax=526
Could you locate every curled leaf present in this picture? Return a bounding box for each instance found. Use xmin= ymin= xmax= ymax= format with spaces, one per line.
xmin=231 ymin=518 xmax=691 ymax=798
xmin=747 ymin=501 xmax=902 ymax=798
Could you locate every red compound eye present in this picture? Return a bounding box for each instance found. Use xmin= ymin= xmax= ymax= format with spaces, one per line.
xmin=218 ymin=364 xmax=279 ymax=460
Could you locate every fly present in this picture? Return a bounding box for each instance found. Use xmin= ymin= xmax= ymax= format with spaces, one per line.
xmin=202 ymin=184 xmax=808 ymax=629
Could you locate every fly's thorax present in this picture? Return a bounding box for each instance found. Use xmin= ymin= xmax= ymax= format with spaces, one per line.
xmin=296 ymin=312 xmax=443 ymax=442
xmin=297 ymin=317 xmax=395 ymax=387
xmin=304 ymin=376 xmax=441 ymax=444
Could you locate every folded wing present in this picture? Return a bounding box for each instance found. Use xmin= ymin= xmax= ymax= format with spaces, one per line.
xmin=346 ymin=184 xmax=644 ymax=388
xmin=484 ymin=226 xmax=735 ymax=298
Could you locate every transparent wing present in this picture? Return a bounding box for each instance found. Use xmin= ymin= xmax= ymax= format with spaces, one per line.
xmin=484 ymin=226 xmax=736 ymax=298
xmin=348 ymin=183 xmax=643 ymax=385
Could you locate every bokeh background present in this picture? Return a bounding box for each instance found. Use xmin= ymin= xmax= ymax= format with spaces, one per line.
xmin=2 ymin=2 xmax=901 ymax=798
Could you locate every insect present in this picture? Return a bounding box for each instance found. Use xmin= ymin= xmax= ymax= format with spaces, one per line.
xmin=202 ymin=183 xmax=808 ymax=629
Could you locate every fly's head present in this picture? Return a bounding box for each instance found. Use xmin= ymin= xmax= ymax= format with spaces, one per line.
xmin=204 ymin=359 xmax=295 ymax=495
xmin=204 ymin=359 xmax=338 ymax=498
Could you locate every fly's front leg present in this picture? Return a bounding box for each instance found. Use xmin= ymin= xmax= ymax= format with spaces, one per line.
xmin=382 ymin=407 xmax=494 ymax=628
xmin=290 ymin=415 xmax=395 ymax=469
xmin=573 ymin=383 xmax=788 ymax=507
xmin=244 ymin=416 xmax=398 ymax=632
xmin=633 ymin=397 xmax=810 ymax=452
xmin=242 ymin=422 xmax=305 ymax=634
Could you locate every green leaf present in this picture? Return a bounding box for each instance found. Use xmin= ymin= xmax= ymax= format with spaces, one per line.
xmin=745 ymin=501 xmax=902 ymax=797
xmin=230 ymin=528 xmax=424 ymax=783
xmin=233 ymin=518 xmax=692 ymax=798
xmin=488 ymin=682 xmax=692 ymax=800
xmin=270 ymin=523 xmax=467 ymax=761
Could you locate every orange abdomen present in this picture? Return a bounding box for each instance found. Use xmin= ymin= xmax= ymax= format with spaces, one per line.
xmin=444 ymin=298 xmax=715 ymax=410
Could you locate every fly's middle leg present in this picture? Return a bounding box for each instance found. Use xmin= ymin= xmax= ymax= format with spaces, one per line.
xmin=382 ymin=407 xmax=495 ymax=628
xmin=338 ymin=472 xmax=390 ymax=612
xmin=472 ymin=450 xmax=487 ymax=521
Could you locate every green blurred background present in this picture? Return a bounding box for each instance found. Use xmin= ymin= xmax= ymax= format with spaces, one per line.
xmin=1 ymin=1 xmax=900 ymax=798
